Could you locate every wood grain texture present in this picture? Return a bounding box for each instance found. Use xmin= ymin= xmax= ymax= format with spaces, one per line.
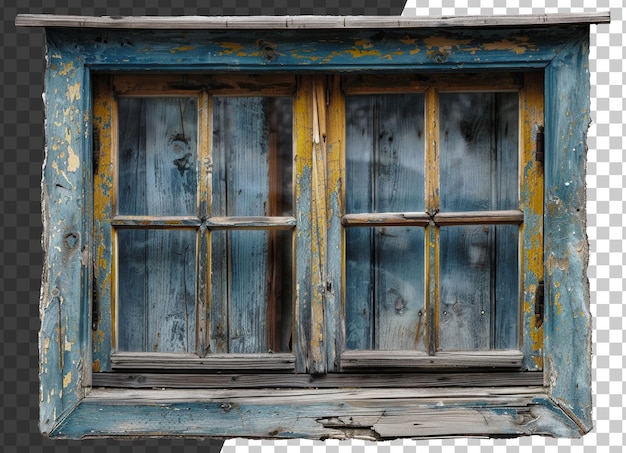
xmin=438 ymin=92 xmax=520 ymax=352
xmin=93 ymin=370 xmax=544 ymax=389
xmin=39 ymin=38 xmax=89 ymax=434
xmin=37 ymin=26 xmax=599 ymax=73
xmin=16 ymin=12 xmax=611 ymax=29
xmin=51 ymin=387 xmax=583 ymax=439
xmin=519 ymin=72 xmax=545 ymax=371
xmin=544 ymin=29 xmax=593 ymax=432
xmin=344 ymin=93 xmax=426 ymax=352
xmin=110 ymin=352 xmax=295 ymax=371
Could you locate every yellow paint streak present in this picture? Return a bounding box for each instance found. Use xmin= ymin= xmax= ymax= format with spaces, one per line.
xmin=92 ymin=359 xmax=100 ymax=373
xmin=170 ymin=45 xmax=195 ymax=53
xmin=554 ymin=290 xmax=562 ymax=315
xmin=64 ymin=337 xmax=73 ymax=351
xmin=346 ymin=48 xmax=381 ymax=58
xmin=63 ymin=371 xmax=72 ymax=388
xmin=219 ymin=42 xmax=245 ymax=55
xmin=482 ymin=37 xmax=532 ymax=55
xmin=520 ymin=72 xmax=545 ymax=366
xmin=310 ymin=77 xmax=328 ymax=372
xmin=423 ymin=36 xmax=472 ymax=48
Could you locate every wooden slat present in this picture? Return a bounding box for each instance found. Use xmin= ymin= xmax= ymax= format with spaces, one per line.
xmin=112 ymin=216 xmax=201 ymax=228
xmin=111 ymin=74 xmax=296 ymax=96
xmin=342 ymin=212 xmax=430 ymax=227
xmin=340 ymin=349 xmax=523 ymax=370
xmin=434 ymin=210 xmax=524 ymax=225
xmin=206 ymin=216 xmax=296 ymax=229
xmin=16 ymin=13 xmax=611 ymax=29
xmin=342 ymin=73 xmax=524 ymax=94
xmin=93 ymin=371 xmax=544 ymax=389
xmin=110 ymin=352 xmax=296 ymax=371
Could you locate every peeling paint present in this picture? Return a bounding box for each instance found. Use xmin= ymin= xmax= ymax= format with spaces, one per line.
xmin=483 ymin=37 xmax=533 ymax=55
xmin=63 ymin=372 xmax=72 ymax=388
xmin=58 ymin=61 xmax=75 ymax=76
xmin=219 ymin=42 xmax=245 ymax=56
xmin=66 ymin=82 xmax=81 ymax=102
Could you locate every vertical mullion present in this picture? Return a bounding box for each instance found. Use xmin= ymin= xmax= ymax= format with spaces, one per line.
xmin=294 ymin=76 xmax=314 ymax=373
xmin=197 ymin=91 xmax=210 ymax=357
xmin=309 ymin=75 xmax=328 ymax=373
xmin=520 ymin=72 xmax=545 ymax=371
xmin=325 ymin=75 xmax=344 ymax=371
xmin=93 ymin=75 xmax=115 ymax=371
xmin=425 ymin=87 xmax=439 ymax=355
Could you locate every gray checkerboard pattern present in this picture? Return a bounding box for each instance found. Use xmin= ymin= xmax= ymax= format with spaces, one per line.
xmin=2 ymin=0 xmax=622 ymax=452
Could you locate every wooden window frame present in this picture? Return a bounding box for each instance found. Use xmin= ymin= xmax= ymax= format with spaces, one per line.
xmin=18 ymin=12 xmax=609 ymax=440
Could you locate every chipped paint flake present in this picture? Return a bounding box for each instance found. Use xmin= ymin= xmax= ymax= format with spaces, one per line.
xmin=66 ymin=145 xmax=80 ymax=172
xmin=63 ymin=371 xmax=72 ymax=388
xmin=219 ymin=42 xmax=245 ymax=56
xmin=66 ymin=82 xmax=81 ymax=102
xmin=483 ymin=37 xmax=533 ymax=55
xmin=58 ymin=61 xmax=75 ymax=76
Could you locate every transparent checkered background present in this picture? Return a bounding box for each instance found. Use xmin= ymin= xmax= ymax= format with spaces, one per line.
xmin=1 ymin=0 xmax=622 ymax=452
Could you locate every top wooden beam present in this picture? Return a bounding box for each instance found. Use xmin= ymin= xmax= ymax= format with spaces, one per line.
xmin=16 ymin=12 xmax=610 ymax=30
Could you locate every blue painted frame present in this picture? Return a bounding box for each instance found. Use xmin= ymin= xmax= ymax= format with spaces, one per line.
xmin=31 ymin=18 xmax=600 ymax=439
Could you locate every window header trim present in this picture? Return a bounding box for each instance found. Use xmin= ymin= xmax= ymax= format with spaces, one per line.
xmin=16 ymin=12 xmax=610 ymax=30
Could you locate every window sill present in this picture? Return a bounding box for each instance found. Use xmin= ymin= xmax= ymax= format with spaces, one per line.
xmin=50 ymin=386 xmax=582 ymax=439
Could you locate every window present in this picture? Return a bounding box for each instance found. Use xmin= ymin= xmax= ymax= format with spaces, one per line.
xmin=19 ymin=12 xmax=609 ymax=440
xmin=93 ymin=72 xmax=542 ymax=376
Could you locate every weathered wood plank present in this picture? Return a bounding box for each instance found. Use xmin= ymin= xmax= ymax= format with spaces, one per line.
xmin=93 ymin=371 xmax=544 ymax=389
xmin=117 ymin=97 xmax=198 ymax=216
xmin=433 ymin=210 xmax=523 ymax=225
xmin=206 ymin=216 xmax=296 ymax=229
xmin=93 ymin=75 xmax=115 ymax=372
xmin=110 ymin=352 xmax=295 ymax=371
xmin=117 ymin=229 xmax=197 ymax=353
xmin=112 ymin=216 xmax=201 ymax=228
xmin=342 ymin=73 xmax=524 ymax=94
xmin=544 ymin=28 xmax=593 ymax=432
xmin=520 ymin=72 xmax=545 ymax=371
xmin=344 ymin=93 xmax=426 ymax=352
xmin=340 ymin=349 xmax=523 ymax=370
xmin=211 ymin=96 xmax=293 ymax=354
xmin=51 ymin=387 xmax=583 ymax=440
xmin=438 ymin=92 xmax=520 ymax=352
xmin=293 ymin=76 xmax=314 ymax=373
xmin=16 ymin=12 xmax=611 ymax=29
xmin=342 ymin=212 xmax=430 ymax=227
xmin=111 ymin=74 xmax=295 ymax=96
xmin=39 ymin=26 xmax=591 ymax=73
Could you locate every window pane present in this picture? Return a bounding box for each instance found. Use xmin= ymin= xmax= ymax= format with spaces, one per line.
xmin=346 ymin=93 xmax=425 ymax=214
xmin=345 ymin=227 xmax=426 ymax=351
xmin=439 ymin=92 xmax=519 ymax=211
xmin=118 ymin=97 xmax=198 ymax=216
xmin=439 ymin=225 xmax=519 ymax=351
xmin=211 ymin=230 xmax=293 ymax=354
xmin=212 ymin=96 xmax=293 ymax=217
xmin=117 ymin=229 xmax=197 ymax=353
